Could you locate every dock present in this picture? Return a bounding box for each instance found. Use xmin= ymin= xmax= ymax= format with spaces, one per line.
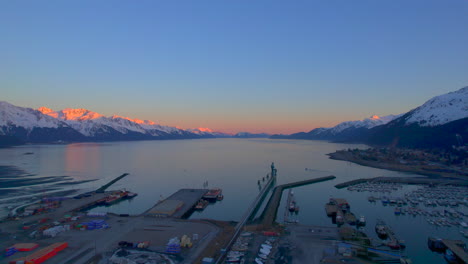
xmin=442 ymin=239 xmax=468 ymax=264
xmin=96 ymin=173 xmax=129 ymax=193
xmin=145 ymin=189 xmax=209 ymax=218
xmin=259 ymin=175 xmax=336 ymax=228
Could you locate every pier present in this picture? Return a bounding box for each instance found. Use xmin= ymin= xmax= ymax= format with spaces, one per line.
xmin=96 ymin=173 xmax=129 ymax=193
xmin=145 ymin=189 xmax=209 ymax=218
xmin=441 ymin=239 xmax=468 ymax=264
xmin=259 ymin=175 xmax=336 ymax=228
xmin=215 ymin=163 xmax=277 ymax=264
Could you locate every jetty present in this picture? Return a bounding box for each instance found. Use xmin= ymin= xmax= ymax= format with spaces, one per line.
xmin=215 ymin=163 xmax=277 ymax=264
xmin=259 ymin=175 xmax=336 ymax=228
xmin=96 ymin=173 xmax=129 ymax=193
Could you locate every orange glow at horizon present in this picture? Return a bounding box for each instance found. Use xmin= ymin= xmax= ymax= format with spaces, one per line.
xmin=36 ymin=105 xmax=370 ymax=135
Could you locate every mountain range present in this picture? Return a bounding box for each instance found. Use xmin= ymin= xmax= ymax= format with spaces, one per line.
xmin=1 ymin=86 xmax=467 ymax=148
xmin=0 ymin=102 xmax=230 ymax=145
xmin=272 ymin=86 xmax=468 ymax=149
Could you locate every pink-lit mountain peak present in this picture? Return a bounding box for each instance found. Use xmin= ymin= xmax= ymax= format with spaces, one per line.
xmin=39 ymin=107 xmax=105 ymax=121
xmin=196 ymin=127 xmax=213 ymax=133
xmin=60 ymin=108 xmax=104 ymax=121
xmin=111 ymin=115 xmax=156 ymax=126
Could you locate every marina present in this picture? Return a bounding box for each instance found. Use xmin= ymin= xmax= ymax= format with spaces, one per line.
xmin=258 ymin=175 xmax=336 ymax=228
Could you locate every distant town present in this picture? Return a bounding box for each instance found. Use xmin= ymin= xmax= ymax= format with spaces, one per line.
xmin=329 ymin=147 xmax=468 ymax=179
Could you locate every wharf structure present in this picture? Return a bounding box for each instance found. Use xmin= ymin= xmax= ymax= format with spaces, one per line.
xmin=145 ymin=189 xmax=209 ymax=218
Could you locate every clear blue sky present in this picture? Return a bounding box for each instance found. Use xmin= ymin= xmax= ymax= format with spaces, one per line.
xmin=2 ymin=0 xmax=467 ymax=133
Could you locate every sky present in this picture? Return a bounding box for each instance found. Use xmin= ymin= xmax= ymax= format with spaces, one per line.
xmin=1 ymin=0 xmax=468 ymax=134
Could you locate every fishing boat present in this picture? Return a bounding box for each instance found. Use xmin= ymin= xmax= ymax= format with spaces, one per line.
xmin=194 ymin=199 xmax=209 ymax=210
xmin=336 ymin=211 xmax=345 ymax=225
xmin=203 ymin=188 xmax=223 ymax=200
xmin=375 ymin=219 xmax=388 ymax=239
xmin=104 ymin=191 xmax=129 ymax=205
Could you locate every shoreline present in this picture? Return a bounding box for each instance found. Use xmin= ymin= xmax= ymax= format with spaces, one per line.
xmin=327 ymin=150 xmax=467 ymax=180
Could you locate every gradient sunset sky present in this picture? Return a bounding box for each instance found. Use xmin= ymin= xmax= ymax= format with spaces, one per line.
xmin=2 ymin=1 xmax=468 ymax=134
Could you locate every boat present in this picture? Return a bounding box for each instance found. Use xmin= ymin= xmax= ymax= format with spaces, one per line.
xmin=336 ymin=211 xmax=345 ymax=225
xmin=375 ymin=219 xmax=388 ymax=239
xmin=387 ymin=239 xmax=406 ymax=250
xmin=226 ymin=256 xmax=241 ymax=263
xmin=194 ymin=199 xmax=209 ymax=210
xmin=328 ymin=198 xmax=350 ymax=212
xmin=125 ymin=192 xmax=138 ymax=199
xmin=394 ymin=207 xmax=402 ymax=215
xmin=203 ymin=188 xmax=223 ymax=200
xmin=104 ymin=191 xmax=129 ymax=205
xmin=289 ymin=202 xmax=296 ymax=212
xmin=357 ymin=215 xmax=366 ymax=226
xmin=287 ymin=190 xmax=298 ymax=212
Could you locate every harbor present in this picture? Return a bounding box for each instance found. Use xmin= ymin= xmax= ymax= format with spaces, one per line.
xmin=1 ymin=160 xmax=467 ymax=264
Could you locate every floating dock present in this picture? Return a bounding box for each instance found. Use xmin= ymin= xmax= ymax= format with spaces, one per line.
xmin=145 ymin=189 xmax=209 ymax=218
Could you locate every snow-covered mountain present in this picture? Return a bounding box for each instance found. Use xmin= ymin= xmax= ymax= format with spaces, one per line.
xmin=0 ymin=101 xmax=85 ymax=143
xmin=402 ymin=86 xmax=468 ymax=127
xmin=272 ymin=86 xmax=468 ymax=149
xmin=37 ymin=107 xmax=191 ymax=138
xmin=0 ymin=102 xmax=224 ymax=143
xmin=326 ymin=114 xmax=401 ymax=135
xmin=186 ymin=127 xmax=231 ymax=137
xmin=1 ymin=102 xmax=63 ymax=130
xmin=272 ymin=114 xmax=401 ymax=141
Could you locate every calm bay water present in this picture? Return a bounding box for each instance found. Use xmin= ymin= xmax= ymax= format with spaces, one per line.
xmin=0 ymin=138 xmax=466 ymax=263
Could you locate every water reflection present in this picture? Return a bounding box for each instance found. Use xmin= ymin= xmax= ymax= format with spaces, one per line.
xmin=65 ymin=143 xmax=101 ymax=177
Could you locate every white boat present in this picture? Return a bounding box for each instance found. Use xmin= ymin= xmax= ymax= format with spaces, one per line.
xmin=358 ymin=215 xmax=366 ymax=226
xmin=259 ymin=248 xmax=270 ymax=255
xmin=261 ymin=243 xmax=272 ymax=248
